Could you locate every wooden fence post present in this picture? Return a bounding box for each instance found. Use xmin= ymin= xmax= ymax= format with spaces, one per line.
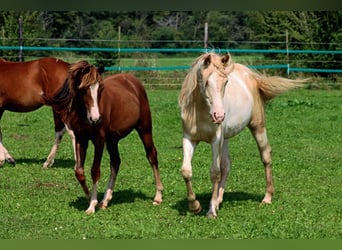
xmin=18 ymin=18 xmax=23 ymax=62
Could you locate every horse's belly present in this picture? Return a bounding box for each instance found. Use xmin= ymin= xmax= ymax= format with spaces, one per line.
xmin=223 ymin=119 xmax=249 ymax=138
xmin=0 ymin=90 xmax=44 ymax=112
xmin=4 ymin=101 xmax=42 ymax=112
xmin=223 ymin=105 xmax=252 ymax=138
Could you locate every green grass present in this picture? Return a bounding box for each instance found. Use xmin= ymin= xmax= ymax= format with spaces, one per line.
xmin=0 ymin=88 xmax=341 ymax=239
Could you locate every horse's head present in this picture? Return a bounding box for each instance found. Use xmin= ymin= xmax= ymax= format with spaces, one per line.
xmin=198 ymin=53 xmax=233 ymax=124
xmin=68 ymin=61 xmax=104 ymax=125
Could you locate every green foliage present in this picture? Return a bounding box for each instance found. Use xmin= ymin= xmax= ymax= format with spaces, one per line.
xmin=92 ymin=20 xmax=119 ymax=67
xmin=0 ymin=11 xmax=340 ymax=70
xmin=0 ymin=88 xmax=341 ymax=239
xmin=0 ymin=11 xmax=52 ymax=60
xmin=252 ymin=11 xmax=342 ymax=74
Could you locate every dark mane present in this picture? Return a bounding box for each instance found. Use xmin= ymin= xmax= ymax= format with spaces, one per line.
xmin=68 ymin=60 xmax=103 ymax=90
xmin=43 ymin=60 xmax=103 ymax=113
xmin=43 ymin=79 xmax=73 ymax=113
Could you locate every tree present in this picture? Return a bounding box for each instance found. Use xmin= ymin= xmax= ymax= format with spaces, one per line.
xmin=93 ymin=19 xmax=118 ymax=67
xmin=0 ymin=11 xmax=52 ymax=60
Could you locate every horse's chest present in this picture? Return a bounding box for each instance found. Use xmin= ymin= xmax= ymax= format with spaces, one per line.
xmin=185 ymin=121 xmax=218 ymax=143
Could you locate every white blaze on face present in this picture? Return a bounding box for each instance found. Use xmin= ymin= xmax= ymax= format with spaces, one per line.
xmin=88 ymin=82 xmax=101 ymax=123
xmin=206 ymin=73 xmax=226 ymax=124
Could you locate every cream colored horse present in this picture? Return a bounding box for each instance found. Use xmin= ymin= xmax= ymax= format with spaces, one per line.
xmin=179 ymin=52 xmax=305 ymax=218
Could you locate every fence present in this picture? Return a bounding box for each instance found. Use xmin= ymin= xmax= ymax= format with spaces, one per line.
xmin=1 ymin=45 xmax=341 ymax=88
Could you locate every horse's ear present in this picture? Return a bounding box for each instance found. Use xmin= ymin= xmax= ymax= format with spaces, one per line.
xmin=203 ymin=54 xmax=211 ymax=67
xmin=97 ymin=64 xmax=105 ymax=74
xmin=221 ymin=53 xmax=230 ymax=65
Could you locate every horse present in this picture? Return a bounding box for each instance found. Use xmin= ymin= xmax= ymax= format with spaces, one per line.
xmin=179 ymin=52 xmax=305 ymax=218
xmin=0 ymin=57 xmax=75 ymax=168
xmin=44 ymin=60 xmax=163 ymax=214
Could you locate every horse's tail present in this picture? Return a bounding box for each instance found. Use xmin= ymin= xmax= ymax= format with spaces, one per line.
xmin=256 ymin=74 xmax=308 ymax=102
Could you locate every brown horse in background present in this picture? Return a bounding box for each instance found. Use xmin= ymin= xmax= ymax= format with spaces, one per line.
xmin=0 ymin=57 xmax=74 ymax=168
xmin=44 ymin=60 xmax=163 ymax=214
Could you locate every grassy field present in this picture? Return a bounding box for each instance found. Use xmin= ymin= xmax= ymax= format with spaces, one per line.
xmin=0 ymin=87 xmax=341 ymax=239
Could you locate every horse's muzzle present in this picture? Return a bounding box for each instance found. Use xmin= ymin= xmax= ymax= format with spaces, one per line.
xmin=88 ymin=116 xmax=102 ymax=125
xmin=212 ymin=112 xmax=225 ymax=124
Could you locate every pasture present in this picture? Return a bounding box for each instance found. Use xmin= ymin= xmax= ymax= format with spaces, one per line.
xmin=0 ymin=87 xmax=341 ymax=239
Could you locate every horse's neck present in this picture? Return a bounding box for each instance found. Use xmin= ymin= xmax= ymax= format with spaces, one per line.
xmin=182 ymin=87 xmax=210 ymax=134
xmin=193 ymin=88 xmax=208 ymax=111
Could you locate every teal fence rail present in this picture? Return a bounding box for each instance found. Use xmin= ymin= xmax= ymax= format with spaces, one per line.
xmin=1 ymin=46 xmax=341 ymax=74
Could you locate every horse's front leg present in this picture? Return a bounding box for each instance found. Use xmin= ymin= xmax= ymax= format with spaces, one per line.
xmin=207 ymin=134 xmax=224 ymax=218
xmin=217 ymin=139 xmax=230 ymax=205
xmin=98 ymin=140 xmax=120 ymax=210
xmin=0 ymin=126 xmax=15 ymax=166
xmin=85 ymin=138 xmax=105 ymax=214
xmin=74 ymin=140 xmax=90 ymax=199
xmin=181 ymin=136 xmax=201 ymax=214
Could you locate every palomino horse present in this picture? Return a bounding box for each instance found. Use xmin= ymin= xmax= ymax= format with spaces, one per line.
xmin=0 ymin=57 xmax=74 ymax=168
xmin=44 ymin=61 xmax=163 ymax=214
xmin=179 ymin=52 xmax=305 ymax=218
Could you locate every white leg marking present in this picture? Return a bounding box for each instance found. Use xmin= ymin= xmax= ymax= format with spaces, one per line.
xmin=43 ymin=128 xmax=66 ymax=168
xmin=85 ymin=182 xmax=98 ymax=214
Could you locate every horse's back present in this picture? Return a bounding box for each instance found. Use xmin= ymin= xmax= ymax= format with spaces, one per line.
xmin=104 ymin=73 xmax=146 ymax=93
xmin=0 ymin=57 xmax=69 ymax=76
xmin=38 ymin=57 xmax=70 ymax=96
xmin=101 ymin=73 xmax=151 ymax=137
xmin=0 ymin=57 xmax=70 ymax=111
xmin=103 ymin=73 xmax=148 ymax=104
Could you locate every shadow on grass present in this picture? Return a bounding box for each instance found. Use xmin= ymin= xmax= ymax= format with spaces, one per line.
xmin=172 ymin=191 xmax=264 ymax=216
xmin=69 ymin=188 xmax=151 ymax=211
xmin=12 ymin=157 xmax=75 ymax=169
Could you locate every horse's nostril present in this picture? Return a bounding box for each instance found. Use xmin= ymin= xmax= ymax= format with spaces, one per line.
xmin=90 ymin=116 xmax=102 ymax=125
xmin=214 ymin=112 xmax=225 ymax=120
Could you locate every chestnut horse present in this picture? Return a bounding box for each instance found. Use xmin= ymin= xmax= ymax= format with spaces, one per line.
xmin=0 ymin=57 xmax=74 ymax=168
xmin=179 ymin=52 xmax=305 ymax=218
xmin=44 ymin=60 xmax=163 ymax=214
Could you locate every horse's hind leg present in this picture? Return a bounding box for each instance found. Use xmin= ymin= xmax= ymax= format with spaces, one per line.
xmin=85 ymin=138 xmax=105 ymax=214
xmin=249 ymin=126 xmax=274 ymax=204
xmin=74 ymin=140 xmax=90 ymax=199
xmin=43 ymin=111 xmax=66 ymax=168
xmin=0 ymin=127 xmax=15 ymax=166
xmin=137 ymin=129 xmax=163 ymax=205
xmin=217 ymin=139 xmax=231 ymax=205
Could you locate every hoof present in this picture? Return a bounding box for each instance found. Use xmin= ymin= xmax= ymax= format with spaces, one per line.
xmin=0 ymin=158 xmax=16 ymax=166
xmin=260 ymin=200 xmax=272 ymax=206
xmin=7 ymin=158 xmax=16 ymax=165
xmin=189 ymin=200 xmax=202 ymax=214
xmin=206 ymin=212 xmax=217 ymax=219
xmin=99 ymin=205 xmax=107 ymax=210
xmin=85 ymin=209 xmax=95 ymax=215
xmin=42 ymin=160 xmax=54 ymax=169
xmin=153 ymin=199 xmax=162 ymax=205
xmin=97 ymin=202 xmax=108 ymax=210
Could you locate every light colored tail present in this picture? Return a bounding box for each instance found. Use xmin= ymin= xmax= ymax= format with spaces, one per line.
xmin=256 ymin=73 xmax=309 ymax=101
